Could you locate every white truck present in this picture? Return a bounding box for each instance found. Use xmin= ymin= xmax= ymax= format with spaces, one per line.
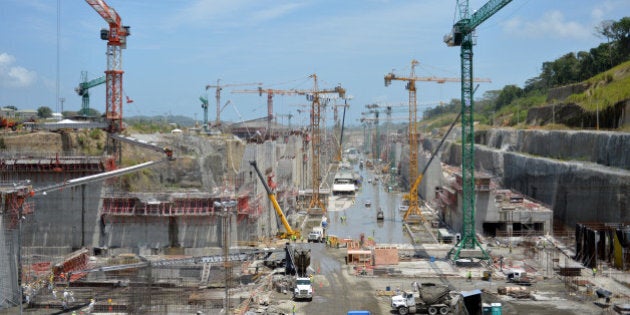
xmin=292 ymin=248 xmax=313 ymax=301
xmin=293 ymin=276 xmax=313 ymax=301
xmin=390 ymin=283 xmax=452 ymax=315
xmin=307 ymin=226 xmax=324 ymax=243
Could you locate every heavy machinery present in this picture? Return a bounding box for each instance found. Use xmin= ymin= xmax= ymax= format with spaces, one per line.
xmin=444 ymin=0 xmax=512 ymax=261
xmin=238 ymin=76 xmax=345 ymax=214
xmin=284 ymin=244 xmax=313 ymax=301
xmin=390 ymin=283 xmax=453 ymax=315
xmin=249 ymin=160 xmax=300 ymax=239
xmin=385 ymin=60 xmax=489 ymax=223
xmin=205 ymin=79 xmax=262 ymax=126
xmin=85 ymin=0 xmax=130 ymax=133
xmin=75 ymin=71 xmax=105 ymax=116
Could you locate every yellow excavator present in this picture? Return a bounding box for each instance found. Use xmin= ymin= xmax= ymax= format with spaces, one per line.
xmin=250 ymin=161 xmax=300 ymax=239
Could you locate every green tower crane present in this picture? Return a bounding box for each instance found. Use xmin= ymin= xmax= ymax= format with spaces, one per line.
xmin=445 ymin=0 xmax=512 ymax=261
xmin=199 ymin=95 xmax=209 ymax=132
xmin=75 ymin=71 xmax=106 ymax=116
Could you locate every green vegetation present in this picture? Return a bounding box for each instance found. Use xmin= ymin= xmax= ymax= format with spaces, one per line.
xmin=419 ymin=16 xmax=630 ymax=131
xmin=37 ymin=106 xmax=53 ymax=118
xmin=566 ymin=61 xmax=630 ymax=112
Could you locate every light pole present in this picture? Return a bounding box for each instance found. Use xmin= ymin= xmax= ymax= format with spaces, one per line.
xmin=214 ymin=200 xmax=236 ymax=315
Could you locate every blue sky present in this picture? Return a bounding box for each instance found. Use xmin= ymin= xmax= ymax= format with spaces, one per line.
xmin=1 ymin=0 xmax=629 ymax=127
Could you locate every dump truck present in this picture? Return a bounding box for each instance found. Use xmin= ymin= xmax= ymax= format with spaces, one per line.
xmin=291 ymin=246 xmax=313 ymax=301
xmin=390 ymin=282 xmax=452 ymax=315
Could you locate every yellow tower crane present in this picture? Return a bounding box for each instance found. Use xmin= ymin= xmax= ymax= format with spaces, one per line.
xmin=385 ymin=60 xmax=490 ymax=222
xmin=237 ymin=76 xmax=345 ymax=214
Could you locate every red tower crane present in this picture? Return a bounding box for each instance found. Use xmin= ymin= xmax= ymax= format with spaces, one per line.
xmin=85 ymin=0 xmax=130 ymax=133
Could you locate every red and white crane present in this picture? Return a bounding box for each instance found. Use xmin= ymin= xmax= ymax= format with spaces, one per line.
xmin=85 ymin=0 xmax=130 ymax=133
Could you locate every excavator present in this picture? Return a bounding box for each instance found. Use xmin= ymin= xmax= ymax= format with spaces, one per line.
xmin=250 ymin=161 xmax=300 ymax=239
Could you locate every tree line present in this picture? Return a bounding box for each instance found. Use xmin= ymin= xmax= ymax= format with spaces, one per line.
xmin=423 ymin=16 xmax=630 ymax=120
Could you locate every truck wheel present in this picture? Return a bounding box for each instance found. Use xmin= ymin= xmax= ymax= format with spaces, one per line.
xmin=439 ymin=306 xmax=450 ymax=314
xmin=398 ymin=306 xmax=409 ymax=315
xmin=428 ymin=306 xmax=438 ymax=315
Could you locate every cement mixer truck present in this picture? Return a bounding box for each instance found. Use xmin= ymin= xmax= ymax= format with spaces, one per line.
xmin=390 ymin=282 xmax=453 ymax=315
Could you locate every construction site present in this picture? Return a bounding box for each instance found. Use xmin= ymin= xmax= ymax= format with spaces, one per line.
xmin=2 ymin=1 xmax=630 ymax=315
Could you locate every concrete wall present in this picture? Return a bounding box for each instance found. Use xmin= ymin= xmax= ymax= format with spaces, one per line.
xmin=3 ymin=171 xmax=103 ymax=249
xmin=441 ymin=129 xmax=630 ymax=228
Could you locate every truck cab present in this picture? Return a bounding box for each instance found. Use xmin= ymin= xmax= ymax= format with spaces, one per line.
xmin=293 ymin=277 xmax=313 ymax=301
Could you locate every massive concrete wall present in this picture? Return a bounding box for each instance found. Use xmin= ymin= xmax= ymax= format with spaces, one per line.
xmin=3 ymin=171 xmax=103 ymax=249
xmin=441 ymin=128 xmax=630 ymax=228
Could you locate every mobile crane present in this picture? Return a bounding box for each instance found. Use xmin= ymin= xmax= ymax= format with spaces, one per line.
xmin=250 ymin=161 xmax=300 ymax=239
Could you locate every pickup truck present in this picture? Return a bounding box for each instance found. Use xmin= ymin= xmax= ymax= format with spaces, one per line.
xmin=506 ymin=269 xmax=535 ymax=286
xmin=308 ymin=227 xmax=324 ymax=243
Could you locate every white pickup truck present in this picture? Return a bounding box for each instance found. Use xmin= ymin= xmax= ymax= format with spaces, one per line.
xmin=308 ymin=226 xmax=324 ymax=243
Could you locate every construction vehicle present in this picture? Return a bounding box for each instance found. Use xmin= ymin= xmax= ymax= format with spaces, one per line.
xmin=391 ymin=282 xmax=453 ymax=315
xmin=249 ymin=160 xmax=300 ymax=239
xmin=506 ymin=269 xmax=535 ymax=286
xmin=0 ymin=116 xmax=17 ymax=130
xmin=285 ymin=244 xmax=313 ymax=301
xmin=307 ymin=226 xmax=324 ymax=243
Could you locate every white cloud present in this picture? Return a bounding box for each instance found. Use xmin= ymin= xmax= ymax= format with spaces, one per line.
xmin=0 ymin=53 xmax=37 ymax=88
xmin=251 ymin=3 xmax=306 ymax=23
xmin=503 ymin=11 xmax=590 ymax=40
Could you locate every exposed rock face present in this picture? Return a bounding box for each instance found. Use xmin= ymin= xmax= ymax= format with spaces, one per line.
xmin=527 ymin=101 xmax=628 ymax=129
xmin=441 ymin=128 xmax=630 ymax=227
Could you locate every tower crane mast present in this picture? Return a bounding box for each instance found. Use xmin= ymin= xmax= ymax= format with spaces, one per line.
xmin=444 ymin=0 xmax=512 ymax=261
xmin=385 ymin=60 xmax=489 ymax=223
xmin=206 ymin=80 xmax=262 ymax=126
xmin=234 ymin=76 xmax=344 ymax=214
xmin=85 ymin=0 xmax=130 ymax=133
xmin=300 ymin=74 xmax=345 ymax=214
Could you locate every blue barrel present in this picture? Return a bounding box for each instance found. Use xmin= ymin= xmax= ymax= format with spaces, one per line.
xmin=482 ymin=303 xmax=492 ymax=315
xmin=430 ymin=256 xmax=435 ymax=262
xmin=491 ymin=303 xmax=502 ymax=315
xmin=386 ymin=286 xmax=390 ymax=291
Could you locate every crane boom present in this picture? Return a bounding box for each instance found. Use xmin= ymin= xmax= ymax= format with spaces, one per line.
xmin=385 ymin=60 xmax=489 ymax=222
xmin=445 ymin=0 xmax=512 ymax=261
xmin=250 ymin=161 xmax=299 ymax=239
xmin=232 ymin=87 xmax=304 ymax=139
xmin=75 ymin=72 xmax=106 ymax=116
xmin=205 ymin=80 xmax=262 ymax=126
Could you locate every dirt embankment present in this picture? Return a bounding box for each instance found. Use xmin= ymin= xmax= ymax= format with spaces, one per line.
xmin=0 ymin=129 xmax=107 ymax=155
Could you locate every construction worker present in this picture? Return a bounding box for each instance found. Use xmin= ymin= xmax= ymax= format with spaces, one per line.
xmin=467 ymin=270 xmax=472 ymax=282
xmin=292 ymin=303 xmax=296 ymax=315
xmin=593 ymin=267 xmax=597 ymax=276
